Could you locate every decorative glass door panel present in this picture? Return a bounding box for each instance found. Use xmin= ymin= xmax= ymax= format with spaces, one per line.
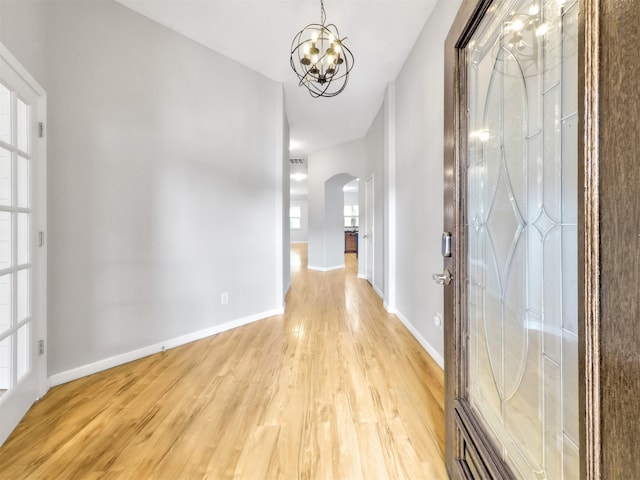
xmin=465 ymin=0 xmax=578 ymax=477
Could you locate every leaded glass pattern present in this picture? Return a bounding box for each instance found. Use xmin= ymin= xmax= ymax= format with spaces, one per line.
xmin=466 ymin=0 xmax=578 ymax=478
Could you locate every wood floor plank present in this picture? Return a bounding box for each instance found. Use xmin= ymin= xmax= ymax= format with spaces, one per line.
xmin=0 ymin=244 xmax=446 ymax=479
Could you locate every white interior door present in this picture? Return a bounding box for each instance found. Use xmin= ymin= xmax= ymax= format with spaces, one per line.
xmin=0 ymin=43 xmax=47 ymax=447
xmin=364 ymin=175 xmax=374 ymax=284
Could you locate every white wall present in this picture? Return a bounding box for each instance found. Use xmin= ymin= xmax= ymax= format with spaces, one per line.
xmin=391 ymin=0 xmax=463 ymax=366
xmin=325 ymin=174 xmax=354 ymax=268
xmin=290 ymin=195 xmax=308 ymax=243
xmin=1 ymin=0 xmax=286 ymax=379
xmin=308 ymin=140 xmax=365 ymax=272
xmin=0 ymin=1 xmax=47 ymax=84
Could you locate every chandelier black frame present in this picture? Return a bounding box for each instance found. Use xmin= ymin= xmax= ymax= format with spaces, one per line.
xmin=290 ymin=0 xmax=354 ymax=98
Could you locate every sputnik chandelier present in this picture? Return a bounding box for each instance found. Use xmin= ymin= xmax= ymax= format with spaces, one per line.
xmin=290 ymin=0 xmax=354 ymax=98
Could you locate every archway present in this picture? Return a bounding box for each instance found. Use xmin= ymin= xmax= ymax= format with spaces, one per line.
xmin=308 ymin=172 xmax=359 ymax=271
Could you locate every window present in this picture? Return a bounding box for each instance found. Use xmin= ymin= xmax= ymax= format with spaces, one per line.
xmin=290 ymin=204 xmax=301 ymax=230
xmin=344 ymin=205 xmax=359 ymax=227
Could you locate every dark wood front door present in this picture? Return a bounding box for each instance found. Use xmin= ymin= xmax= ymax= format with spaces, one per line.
xmin=444 ymin=0 xmax=640 ymax=478
xmin=443 ymin=0 xmax=580 ymax=477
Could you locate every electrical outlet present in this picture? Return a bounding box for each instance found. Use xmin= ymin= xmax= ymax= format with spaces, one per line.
xmin=221 ymin=292 xmax=229 ymax=305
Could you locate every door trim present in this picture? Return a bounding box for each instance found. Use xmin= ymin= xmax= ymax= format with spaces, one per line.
xmin=579 ymin=1 xmax=601 ymax=478
xmin=454 ymin=400 xmax=512 ymax=479
xmin=444 ymin=1 xmax=484 ymax=476
xmin=364 ymin=174 xmax=374 ymax=286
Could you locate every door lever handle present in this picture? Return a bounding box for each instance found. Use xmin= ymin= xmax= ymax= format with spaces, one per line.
xmin=432 ymin=269 xmax=453 ymax=286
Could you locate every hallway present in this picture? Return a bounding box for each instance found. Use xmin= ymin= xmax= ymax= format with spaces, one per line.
xmin=0 ymin=244 xmax=446 ymax=479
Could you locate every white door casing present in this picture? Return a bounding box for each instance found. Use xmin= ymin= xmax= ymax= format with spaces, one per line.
xmin=365 ymin=174 xmax=374 ymax=285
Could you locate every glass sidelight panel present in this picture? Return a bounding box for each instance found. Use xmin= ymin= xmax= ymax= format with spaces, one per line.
xmin=17 ymin=155 xmax=29 ymax=209
xmin=17 ymin=268 xmax=29 ymax=323
xmin=0 ymin=44 xmax=43 ymax=449
xmin=17 ymin=212 xmax=30 ymax=265
xmin=0 ymin=148 xmax=10 ymax=207
xmin=0 ymin=335 xmax=10 ymax=392
xmin=0 ymin=83 xmax=9 ymax=145
xmin=0 ymin=274 xmax=11 ymax=338
xmin=16 ymin=322 xmax=29 ymax=382
xmin=465 ymin=0 xmax=578 ymax=478
xmin=0 ymin=77 xmax=35 ymax=406
xmin=0 ymin=211 xmax=11 ymax=270
xmin=16 ymin=98 xmax=29 ymax=154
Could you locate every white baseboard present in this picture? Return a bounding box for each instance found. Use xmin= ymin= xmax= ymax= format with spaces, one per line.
xmin=290 ymin=241 xmax=308 ymax=244
xmin=392 ymin=309 xmax=444 ymax=369
xmin=372 ymin=284 xmax=384 ymax=300
xmin=307 ymin=264 xmax=344 ymax=272
xmin=357 ymin=273 xmax=366 ymax=279
xmin=48 ymin=307 xmax=285 ymax=387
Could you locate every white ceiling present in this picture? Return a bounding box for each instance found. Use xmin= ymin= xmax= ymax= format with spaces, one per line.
xmin=115 ymin=0 xmax=439 ymax=156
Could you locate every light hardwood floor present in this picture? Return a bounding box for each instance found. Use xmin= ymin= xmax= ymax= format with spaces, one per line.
xmin=0 ymin=244 xmax=446 ymax=479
